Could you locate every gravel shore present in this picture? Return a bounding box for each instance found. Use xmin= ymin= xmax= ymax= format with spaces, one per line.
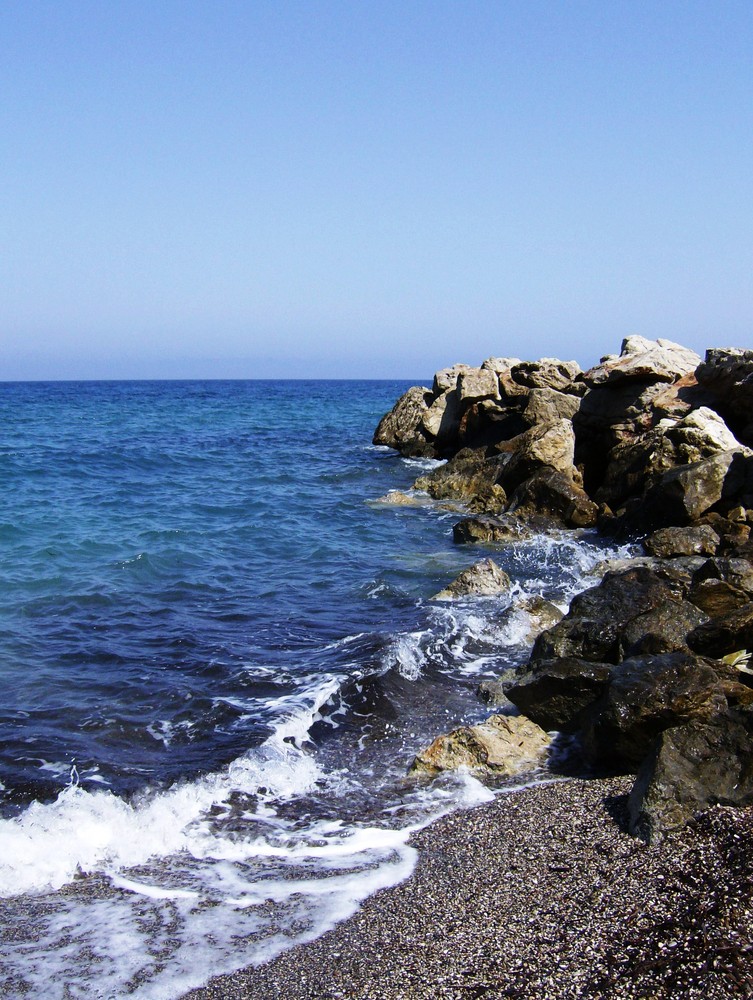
xmin=184 ymin=776 xmax=753 ymax=1000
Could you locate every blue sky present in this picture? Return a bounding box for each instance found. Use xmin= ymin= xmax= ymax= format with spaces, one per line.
xmin=2 ymin=1 xmax=752 ymax=379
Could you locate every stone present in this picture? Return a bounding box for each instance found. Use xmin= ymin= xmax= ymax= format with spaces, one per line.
xmin=581 ymin=337 xmax=701 ymax=387
xmin=687 ymin=604 xmax=753 ymax=658
xmin=531 ymin=567 xmax=686 ymax=665
xmin=628 ymin=712 xmax=753 ymax=842
xmin=663 ymin=406 xmax=742 ymax=462
xmin=476 ymin=679 xmax=515 ymax=708
xmin=432 ymin=558 xmax=512 ymax=600
xmin=409 ymin=713 xmax=551 ymax=776
xmin=373 ymin=491 xmax=424 ymax=506
xmin=506 ymin=658 xmax=614 ymax=734
xmin=481 ymin=356 xmax=520 ymax=374
xmin=522 ymin=388 xmax=581 ymax=427
xmin=510 ymin=358 xmax=582 ymax=392
xmin=643 ymin=525 xmax=720 ymax=558
xmin=651 ymin=450 xmax=743 ymax=525
xmin=507 ymin=469 xmax=599 ymax=529
xmin=453 ymin=514 xmax=531 ymax=545
xmin=587 ymin=651 xmax=726 ymax=771
xmin=496 ymin=419 xmax=576 ymax=492
xmin=689 ymin=578 xmax=751 ymax=618
xmin=421 ymin=388 xmax=462 ymax=441
xmin=373 ymin=385 xmax=435 ymax=456
xmin=456 ymin=368 xmax=500 ymax=404
xmin=413 ymin=448 xmax=506 ymax=507
xmin=617 ymin=600 xmax=709 ymax=657
xmin=692 ymin=557 xmax=753 ymax=596
xmin=433 ymin=363 xmax=475 ymax=395
xmin=695 ymin=347 xmax=753 ymax=444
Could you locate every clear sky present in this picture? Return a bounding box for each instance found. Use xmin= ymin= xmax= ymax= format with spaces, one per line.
xmin=2 ymin=1 xmax=752 ymax=379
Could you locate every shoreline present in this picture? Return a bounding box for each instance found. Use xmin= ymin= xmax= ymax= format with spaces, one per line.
xmin=184 ymin=775 xmax=753 ymax=999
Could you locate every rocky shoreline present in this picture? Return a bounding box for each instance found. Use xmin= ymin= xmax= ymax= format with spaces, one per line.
xmin=376 ymin=338 xmax=753 ymax=843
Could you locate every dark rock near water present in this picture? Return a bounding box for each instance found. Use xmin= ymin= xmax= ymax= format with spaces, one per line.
xmin=452 ymin=514 xmax=531 ymax=545
xmin=644 ymin=525 xmax=720 ymax=558
xmin=507 ymin=468 xmax=598 ymax=528
xmin=687 ymin=603 xmax=753 ymax=658
xmin=432 ymin=558 xmax=512 ymax=600
xmin=629 ymin=711 xmax=753 ymax=842
xmin=506 ymin=657 xmax=614 ymax=734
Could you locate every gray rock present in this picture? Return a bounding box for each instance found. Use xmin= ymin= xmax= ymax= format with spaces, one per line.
xmin=433 ymin=363 xmax=475 ymax=395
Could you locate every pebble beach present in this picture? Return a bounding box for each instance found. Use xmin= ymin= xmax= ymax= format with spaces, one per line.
xmin=185 ymin=775 xmax=753 ymax=1000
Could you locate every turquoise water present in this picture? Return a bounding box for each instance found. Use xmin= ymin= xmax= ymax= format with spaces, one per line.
xmin=0 ymin=380 xmax=624 ymax=997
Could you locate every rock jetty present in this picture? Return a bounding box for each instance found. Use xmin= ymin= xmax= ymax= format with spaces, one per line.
xmin=374 ymin=339 xmax=753 ymax=842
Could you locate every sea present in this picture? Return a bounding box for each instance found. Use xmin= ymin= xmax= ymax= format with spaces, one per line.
xmin=0 ymin=380 xmax=630 ymax=998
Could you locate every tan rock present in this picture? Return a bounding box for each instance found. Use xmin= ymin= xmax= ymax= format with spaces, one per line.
xmin=410 ymin=713 xmax=551 ymax=776
xmin=433 ymin=558 xmax=512 ymax=600
xmin=457 ymin=368 xmax=500 ymax=404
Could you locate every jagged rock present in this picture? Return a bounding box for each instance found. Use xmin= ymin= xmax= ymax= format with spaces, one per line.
xmin=693 ymin=556 xmax=753 ymax=596
xmin=421 ymin=388 xmax=462 ymax=441
xmin=481 ymin=356 xmax=520 ymax=374
xmin=698 ymin=512 xmax=751 ymax=551
xmin=531 ymin=567 xmax=686 ymax=664
xmin=476 ymin=679 xmax=515 ymax=707
xmin=507 ymin=468 xmax=599 ymax=528
xmin=413 ymin=448 xmax=506 ymax=508
xmin=510 ymin=358 xmax=582 ymax=392
xmin=505 ymin=595 xmax=565 ymax=646
xmin=433 ymin=363 xmax=475 ymax=395
xmin=456 ymin=398 xmax=528 ymax=451
xmin=522 ymin=388 xmax=581 ymax=427
xmin=409 ymin=713 xmax=551 ymax=776
xmin=687 ymin=604 xmax=753 ymax=658
xmin=453 ymin=514 xmax=531 ymax=545
xmin=506 ymin=658 xmax=614 ymax=733
xmin=644 ymin=525 xmax=720 ymax=558
xmin=628 ymin=712 xmax=753 ymax=842
xmin=663 ymin=406 xmax=742 ymax=461
xmin=617 ymin=600 xmax=709 ymax=657
xmin=432 ymin=558 xmax=512 ymax=600
xmin=373 ymin=385 xmax=435 ymax=456
xmin=650 ymin=450 xmax=744 ymax=525
xmin=696 ymin=347 xmax=753 ymax=445
xmin=689 ymin=578 xmax=751 ymax=617
xmin=582 ymin=337 xmax=701 ymax=387
xmin=586 ymin=651 xmax=726 ymax=771
xmin=457 ymin=368 xmax=500 ymax=404
xmin=496 ymin=419 xmax=577 ymax=491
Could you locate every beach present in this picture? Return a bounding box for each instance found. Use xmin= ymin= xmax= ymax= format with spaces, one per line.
xmin=186 ymin=775 xmax=753 ymax=1000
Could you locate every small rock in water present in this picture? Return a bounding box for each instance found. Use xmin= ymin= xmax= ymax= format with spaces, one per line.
xmin=410 ymin=713 xmax=551 ymax=777
xmin=432 ymin=558 xmax=512 ymax=600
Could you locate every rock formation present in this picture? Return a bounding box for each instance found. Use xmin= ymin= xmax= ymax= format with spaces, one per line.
xmin=375 ymin=336 xmax=753 ymax=842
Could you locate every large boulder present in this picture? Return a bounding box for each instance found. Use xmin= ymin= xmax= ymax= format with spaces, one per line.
xmin=581 ymin=336 xmax=702 ymax=388
xmin=628 ymin=712 xmax=753 ymax=842
xmin=522 ymin=387 xmax=581 ymax=427
xmin=453 ymin=514 xmax=532 ymax=545
xmin=509 ymin=358 xmax=583 ymax=392
xmin=687 ymin=603 xmax=753 ymax=658
xmin=644 ymin=525 xmax=721 ymax=558
xmin=409 ymin=713 xmax=551 ymax=776
xmin=456 ymin=367 xmax=501 ymax=405
xmin=413 ymin=448 xmax=506 ymax=510
xmin=586 ymin=651 xmax=726 ymax=771
xmin=373 ymin=385 xmax=435 ymax=456
xmin=506 ymin=468 xmax=599 ymax=529
xmin=695 ymin=347 xmax=753 ymax=445
xmin=421 ymin=388 xmax=462 ymax=441
xmin=649 ymin=450 xmax=745 ymax=525
xmin=496 ymin=419 xmax=577 ymax=490
xmin=530 ymin=567 xmax=686 ymax=664
xmin=506 ymin=657 xmax=614 ymax=733
xmin=432 ymin=558 xmax=512 ymax=600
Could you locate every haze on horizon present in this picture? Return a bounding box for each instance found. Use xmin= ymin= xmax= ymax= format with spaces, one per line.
xmin=2 ymin=1 xmax=752 ymax=381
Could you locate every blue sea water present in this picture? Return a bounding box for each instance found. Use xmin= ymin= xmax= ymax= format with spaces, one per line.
xmin=0 ymin=380 xmax=627 ymax=998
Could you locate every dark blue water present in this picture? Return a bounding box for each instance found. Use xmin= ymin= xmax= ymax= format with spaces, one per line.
xmin=0 ymin=380 xmax=626 ymax=998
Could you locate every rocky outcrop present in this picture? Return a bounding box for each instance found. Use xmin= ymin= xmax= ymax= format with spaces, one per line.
xmin=432 ymin=559 xmax=512 ymax=600
xmin=375 ymin=338 xmax=753 ymax=840
xmin=410 ymin=713 xmax=551 ymax=777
